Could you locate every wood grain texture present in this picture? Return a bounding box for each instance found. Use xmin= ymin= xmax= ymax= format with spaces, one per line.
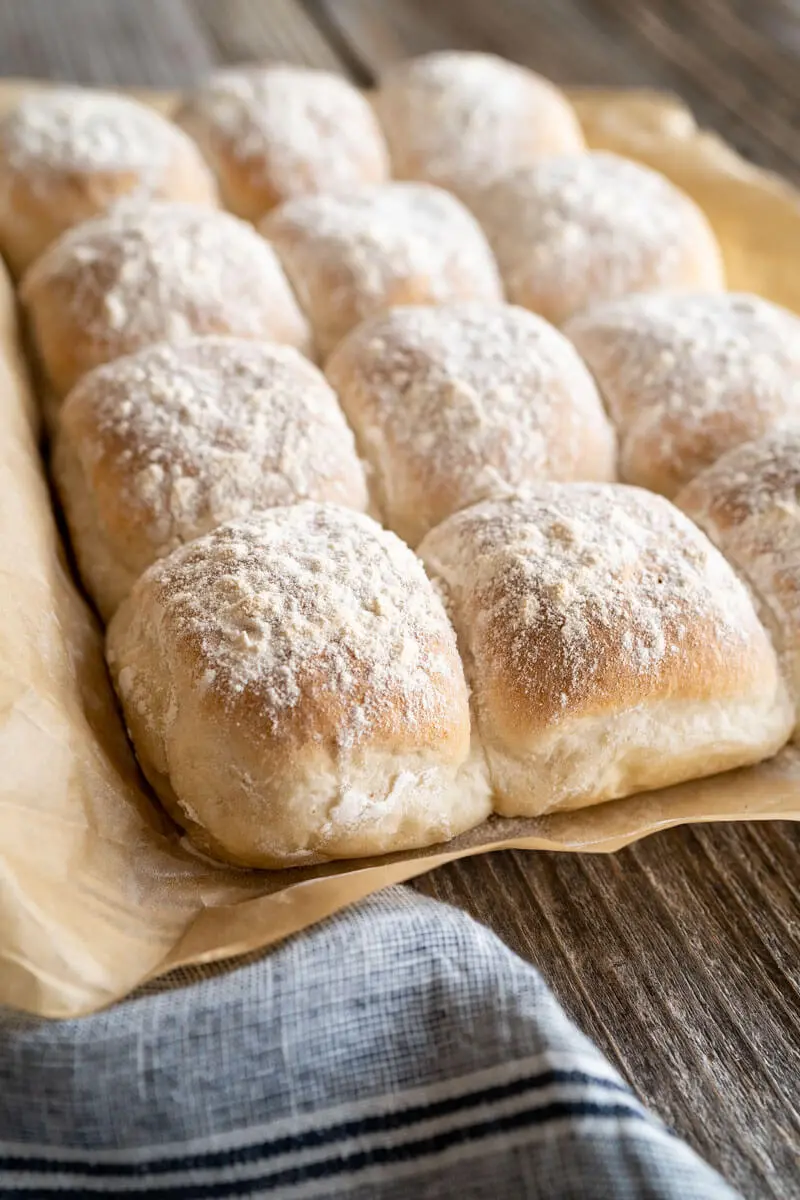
xmin=0 ymin=1 xmax=799 ymax=1195
xmin=414 ymin=824 xmax=800 ymax=1197
xmin=318 ymin=0 xmax=800 ymax=178
xmin=194 ymin=0 xmax=346 ymax=70
xmin=0 ymin=0 xmax=215 ymax=86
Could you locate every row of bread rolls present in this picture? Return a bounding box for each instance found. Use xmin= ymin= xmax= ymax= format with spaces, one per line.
xmin=12 ymin=61 xmax=799 ymax=495
xmin=104 ymin=490 xmax=792 ymax=867
xmin=7 ymin=55 xmax=723 ymax=354
xmin=17 ymin=148 xmax=727 ymax=381
xmin=2 ymin=56 xmax=799 ymax=870
xmin=51 ymin=304 xmax=618 ymax=621
xmin=0 ymin=54 xmax=583 ymax=276
xmin=43 ymin=277 xmax=800 ymax=623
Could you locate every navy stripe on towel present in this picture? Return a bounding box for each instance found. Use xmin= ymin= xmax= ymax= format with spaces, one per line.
xmin=0 ymin=1067 xmax=630 ymax=1179
xmin=0 ymin=1099 xmax=647 ymax=1197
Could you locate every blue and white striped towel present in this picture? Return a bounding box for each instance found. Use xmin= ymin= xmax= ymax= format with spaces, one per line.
xmin=0 ymin=886 xmax=737 ymax=1198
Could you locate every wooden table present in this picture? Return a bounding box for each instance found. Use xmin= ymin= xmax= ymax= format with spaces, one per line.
xmin=2 ymin=3 xmax=799 ymax=1196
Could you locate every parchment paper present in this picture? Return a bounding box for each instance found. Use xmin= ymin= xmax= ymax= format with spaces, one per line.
xmin=1 ymin=81 xmax=799 ymax=1018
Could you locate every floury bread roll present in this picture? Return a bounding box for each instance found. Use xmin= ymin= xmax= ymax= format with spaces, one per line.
xmin=0 ymin=88 xmax=218 ymax=277
xmin=677 ymin=426 xmax=800 ymax=737
xmin=106 ymin=504 xmax=491 ymax=868
xmin=176 ymin=64 xmax=389 ymax=221
xmin=418 ymin=485 xmax=793 ymax=817
xmin=471 ymin=152 xmax=724 ymax=326
xmin=53 ymin=337 xmax=369 ymax=621
xmin=262 ymin=183 xmax=503 ymax=358
xmin=326 ymin=303 xmax=616 ymax=546
xmin=21 ymin=201 xmax=311 ymax=399
xmin=567 ymin=292 xmax=800 ymax=498
xmin=373 ymin=51 xmax=584 ymax=204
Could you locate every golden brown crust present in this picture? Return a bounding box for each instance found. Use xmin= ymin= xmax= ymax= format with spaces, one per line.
xmin=141 ymin=507 xmax=468 ymax=756
xmin=677 ymin=425 xmax=800 ymax=734
xmin=21 ymin=202 xmax=312 ymax=397
xmin=567 ymin=292 xmax=800 ymax=498
xmin=107 ymin=504 xmax=490 ymax=867
xmin=0 ymin=88 xmax=218 ymax=276
xmin=262 ymin=183 xmax=503 ymax=359
xmin=418 ymin=485 xmax=792 ymax=814
xmin=176 ymin=64 xmax=388 ymax=222
xmin=54 ymin=337 xmax=369 ymax=620
xmin=326 ymin=303 xmax=616 ymax=545
xmin=471 ymin=152 xmax=724 ymax=326
xmin=423 ymin=487 xmax=769 ymax=730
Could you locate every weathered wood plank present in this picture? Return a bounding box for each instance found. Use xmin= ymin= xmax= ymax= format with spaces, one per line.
xmin=413 ymin=822 xmax=800 ymax=1198
xmin=318 ymin=0 xmax=800 ymax=176
xmin=0 ymin=0 xmax=215 ymax=86
xmin=312 ymin=0 xmax=455 ymax=76
xmin=315 ymin=0 xmax=666 ymax=84
xmin=594 ymin=0 xmax=800 ymax=176
xmin=193 ymin=0 xmax=347 ymax=71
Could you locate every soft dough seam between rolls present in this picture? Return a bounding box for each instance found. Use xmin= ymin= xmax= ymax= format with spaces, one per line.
xmin=676 ymin=491 xmax=800 ymax=739
xmin=417 ymin=486 xmax=795 ymax=819
xmin=52 ymin=431 xmax=140 ymax=622
xmin=105 ymin=504 xmax=494 ymax=869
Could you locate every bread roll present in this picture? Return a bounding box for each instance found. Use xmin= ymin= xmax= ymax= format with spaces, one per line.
xmin=54 ymin=337 xmax=369 ymax=621
xmin=418 ymin=485 xmax=792 ymax=816
xmin=176 ymin=64 xmax=389 ymax=221
xmin=326 ymin=303 xmax=617 ymax=546
xmin=0 ymin=88 xmax=218 ymax=277
xmin=106 ymin=504 xmax=491 ymax=868
xmin=677 ymin=426 xmax=800 ymax=736
xmin=21 ymin=201 xmax=311 ymax=399
xmin=262 ymin=183 xmax=503 ymax=358
xmin=373 ymin=51 xmax=584 ymax=204
xmin=471 ymin=152 xmax=724 ymax=326
xmin=566 ymin=292 xmax=800 ymax=498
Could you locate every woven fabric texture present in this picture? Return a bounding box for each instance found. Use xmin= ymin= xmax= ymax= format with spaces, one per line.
xmin=0 ymin=887 xmax=738 ymax=1198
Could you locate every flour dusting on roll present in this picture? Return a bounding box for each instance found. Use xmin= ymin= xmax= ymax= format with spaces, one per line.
xmin=326 ymin=302 xmax=616 ymax=545
xmin=678 ymin=425 xmax=800 ymax=737
xmin=567 ymin=291 xmax=800 ymax=497
xmin=374 ymin=51 xmax=584 ymax=204
xmin=54 ymin=337 xmax=369 ymax=620
xmin=262 ymin=183 xmax=503 ymax=358
xmin=107 ymin=504 xmax=491 ymax=868
xmin=21 ymin=201 xmax=311 ymax=398
xmin=0 ymin=87 xmax=218 ymax=276
xmin=471 ymin=152 xmax=723 ymax=325
xmin=419 ymin=484 xmax=792 ymax=816
xmin=177 ymin=64 xmax=389 ymax=221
